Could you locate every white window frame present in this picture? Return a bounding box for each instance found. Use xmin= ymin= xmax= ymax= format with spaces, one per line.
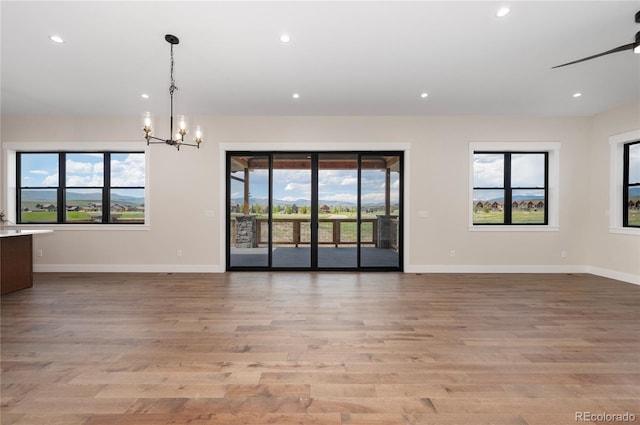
xmin=609 ymin=129 xmax=640 ymax=235
xmin=2 ymin=142 xmax=150 ymax=231
xmin=468 ymin=141 xmax=560 ymax=232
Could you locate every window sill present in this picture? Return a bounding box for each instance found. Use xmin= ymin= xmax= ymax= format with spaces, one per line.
xmin=469 ymin=225 xmax=559 ymax=232
xmin=609 ymin=227 xmax=640 ymax=236
xmin=5 ymin=224 xmax=150 ymax=231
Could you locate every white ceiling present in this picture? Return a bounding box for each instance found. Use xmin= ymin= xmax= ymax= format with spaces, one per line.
xmin=2 ymin=1 xmax=639 ymax=117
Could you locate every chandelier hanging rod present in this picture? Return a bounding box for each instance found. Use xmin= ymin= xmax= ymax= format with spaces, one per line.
xmin=143 ymin=34 xmax=202 ymax=151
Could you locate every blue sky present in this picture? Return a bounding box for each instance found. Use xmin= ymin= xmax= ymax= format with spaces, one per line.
xmin=20 ymin=153 xmax=145 ymax=188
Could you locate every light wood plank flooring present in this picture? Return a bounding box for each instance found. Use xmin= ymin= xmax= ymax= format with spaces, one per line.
xmin=1 ymin=272 xmax=639 ymax=425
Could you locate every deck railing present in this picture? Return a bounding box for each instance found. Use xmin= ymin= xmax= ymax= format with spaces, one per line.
xmin=231 ymin=216 xmax=398 ymax=249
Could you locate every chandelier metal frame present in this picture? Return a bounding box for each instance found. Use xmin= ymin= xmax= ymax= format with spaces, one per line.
xmin=143 ymin=34 xmax=202 ymax=151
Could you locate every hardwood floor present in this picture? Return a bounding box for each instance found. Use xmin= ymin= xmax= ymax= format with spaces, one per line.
xmin=1 ymin=272 xmax=638 ymax=425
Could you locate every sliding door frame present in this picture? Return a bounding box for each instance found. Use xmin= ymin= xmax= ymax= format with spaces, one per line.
xmin=226 ymin=150 xmax=404 ymax=272
xmin=220 ymin=142 xmax=411 ymax=272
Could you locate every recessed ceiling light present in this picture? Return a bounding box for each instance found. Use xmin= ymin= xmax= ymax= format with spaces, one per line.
xmin=420 ymin=92 xmax=429 ymax=99
xmin=280 ymin=34 xmax=291 ymax=43
xmin=292 ymin=93 xmax=300 ymax=99
xmin=496 ymin=7 xmax=510 ymax=17
xmin=141 ymin=94 xmax=149 ymax=99
xmin=49 ymin=35 xmax=64 ymax=44
xmin=573 ymin=92 xmax=582 ymax=98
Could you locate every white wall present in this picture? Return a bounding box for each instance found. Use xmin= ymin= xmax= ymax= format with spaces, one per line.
xmin=586 ymin=101 xmax=640 ymax=282
xmin=1 ymin=104 xmax=638 ymax=282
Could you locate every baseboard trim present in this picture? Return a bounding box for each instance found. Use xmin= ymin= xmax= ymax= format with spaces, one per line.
xmin=33 ymin=263 xmax=640 ymax=285
xmin=586 ymin=266 xmax=640 ymax=286
xmin=404 ymin=265 xmax=587 ymax=274
xmin=34 ymin=264 xmax=225 ymax=273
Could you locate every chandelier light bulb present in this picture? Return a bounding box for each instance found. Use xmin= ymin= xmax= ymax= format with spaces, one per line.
xmin=178 ymin=115 xmax=187 ymax=131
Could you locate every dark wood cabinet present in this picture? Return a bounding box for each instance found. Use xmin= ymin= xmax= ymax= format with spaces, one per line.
xmin=1 ymin=234 xmax=34 ymax=294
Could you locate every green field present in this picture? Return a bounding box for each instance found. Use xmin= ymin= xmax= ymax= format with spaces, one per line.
xmin=21 ymin=207 xmax=144 ymax=224
xmin=628 ymin=208 xmax=640 ymax=226
xmin=473 ymin=209 xmax=545 ymax=224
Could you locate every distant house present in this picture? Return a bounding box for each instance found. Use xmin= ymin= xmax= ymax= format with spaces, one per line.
xmin=36 ymin=203 xmax=56 ymax=211
xmin=320 ymin=204 xmax=331 ymax=214
xmin=635 ymin=200 xmax=640 ymax=209
xmin=476 ymin=201 xmax=484 ymax=209
xmin=527 ymin=201 xmax=535 ymax=209
xmin=111 ymin=204 xmax=126 ymax=212
xmin=490 ymin=202 xmax=500 ymax=210
xmin=66 ymin=205 xmax=81 ymax=212
xmin=512 ymin=201 xmax=519 ymax=209
xmin=535 ymin=201 xmax=544 ymax=209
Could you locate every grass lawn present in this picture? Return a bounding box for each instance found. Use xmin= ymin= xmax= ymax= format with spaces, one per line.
xmin=473 ymin=209 xmax=544 ymax=224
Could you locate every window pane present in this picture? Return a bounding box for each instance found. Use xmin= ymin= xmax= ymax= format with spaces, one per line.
xmin=20 ymin=153 xmax=58 ymax=187
xmin=473 ymin=189 xmax=504 ymax=224
xmin=66 ymin=153 xmax=103 ymax=187
xmin=111 ymin=153 xmax=145 ymax=187
xmin=110 ymin=189 xmax=145 ymax=223
xmin=629 ymin=143 xmax=640 ymax=185
xmin=318 ymin=153 xmax=357 ymax=268
xmin=511 ymin=189 xmax=545 ymax=224
xmin=512 ymin=153 xmax=545 ymax=187
xmin=229 ymin=155 xmax=270 ymax=268
xmin=361 ymin=154 xmax=400 ymax=268
xmin=272 ymin=154 xmax=311 ymax=268
xmin=628 ymin=187 xmax=640 ymax=226
xmin=473 ymin=154 xmax=504 ymax=187
xmin=65 ymin=189 xmax=102 ymax=223
xmin=20 ymin=189 xmax=57 ymax=223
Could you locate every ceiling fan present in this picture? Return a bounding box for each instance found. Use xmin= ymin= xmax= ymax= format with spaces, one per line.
xmin=552 ymin=10 xmax=640 ymax=68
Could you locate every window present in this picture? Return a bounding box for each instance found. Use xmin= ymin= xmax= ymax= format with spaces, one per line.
xmin=472 ymin=151 xmax=548 ymax=225
xmin=609 ymin=130 xmax=640 ymax=235
xmin=17 ymin=152 xmax=145 ymax=224
xmin=623 ymin=141 xmax=640 ymax=227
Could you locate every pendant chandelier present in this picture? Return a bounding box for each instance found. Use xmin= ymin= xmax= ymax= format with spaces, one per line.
xmin=143 ymin=34 xmax=203 ymax=151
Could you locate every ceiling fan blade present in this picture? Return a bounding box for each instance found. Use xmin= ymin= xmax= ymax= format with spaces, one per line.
xmin=552 ymin=42 xmax=636 ymax=69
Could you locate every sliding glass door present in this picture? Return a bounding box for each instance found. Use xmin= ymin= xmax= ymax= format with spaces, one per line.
xmin=317 ymin=153 xmax=358 ymax=268
xmin=272 ymin=154 xmax=312 ymax=268
xmin=227 ymin=151 xmax=402 ymax=271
